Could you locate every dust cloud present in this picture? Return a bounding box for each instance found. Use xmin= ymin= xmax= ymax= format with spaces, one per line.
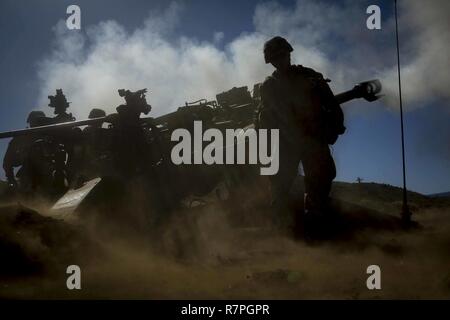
xmin=1 ymin=181 xmax=450 ymax=299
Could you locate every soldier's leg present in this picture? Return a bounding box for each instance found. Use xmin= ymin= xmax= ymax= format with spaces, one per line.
xmin=301 ymin=139 xmax=336 ymax=215
xmin=269 ymin=147 xmax=301 ymax=224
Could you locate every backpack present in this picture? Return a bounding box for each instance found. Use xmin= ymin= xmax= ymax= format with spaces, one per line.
xmin=296 ymin=65 xmax=346 ymax=144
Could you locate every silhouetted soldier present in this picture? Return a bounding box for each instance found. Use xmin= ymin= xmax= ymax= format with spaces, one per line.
xmin=77 ymin=108 xmax=113 ymax=180
xmin=258 ymin=36 xmax=345 ymax=224
xmin=111 ymin=89 xmax=152 ymax=178
xmin=3 ymin=111 xmax=57 ymax=196
xmin=47 ymin=89 xmax=81 ymax=184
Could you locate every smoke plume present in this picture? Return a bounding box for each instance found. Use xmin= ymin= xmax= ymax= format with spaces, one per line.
xmin=35 ymin=0 xmax=450 ymax=119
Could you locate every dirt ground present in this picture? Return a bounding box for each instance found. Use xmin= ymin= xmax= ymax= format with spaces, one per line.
xmin=1 ymin=183 xmax=449 ymax=300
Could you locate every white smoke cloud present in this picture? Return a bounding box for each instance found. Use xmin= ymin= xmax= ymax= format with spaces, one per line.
xmin=37 ymin=4 xmax=269 ymax=118
xmin=379 ymin=0 xmax=450 ymax=108
xmin=36 ymin=0 xmax=450 ymax=119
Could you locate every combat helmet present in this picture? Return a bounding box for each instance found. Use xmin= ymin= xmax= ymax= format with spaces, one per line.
xmin=26 ymin=111 xmax=46 ymax=127
xmin=88 ymin=108 xmax=106 ymax=119
xmin=263 ymin=36 xmax=293 ymax=63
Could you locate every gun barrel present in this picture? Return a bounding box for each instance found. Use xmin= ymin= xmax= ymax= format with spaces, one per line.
xmin=0 ymin=117 xmax=106 ymax=140
xmin=335 ymin=79 xmax=382 ymax=105
xmin=335 ymin=90 xmax=358 ymax=105
xmin=0 ymin=80 xmax=382 ymax=140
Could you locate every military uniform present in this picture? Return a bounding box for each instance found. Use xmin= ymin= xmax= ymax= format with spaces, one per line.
xmin=78 ymin=108 xmax=113 ymax=180
xmin=258 ymin=37 xmax=345 ymax=217
xmin=47 ymin=89 xmax=79 ymax=185
xmin=2 ymin=111 xmax=57 ymax=196
xmin=110 ymin=89 xmax=153 ymax=178
xmin=3 ymin=135 xmax=31 ymax=187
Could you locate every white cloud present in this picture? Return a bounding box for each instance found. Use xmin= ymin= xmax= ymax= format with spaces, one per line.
xmin=36 ymin=0 xmax=450 ymax=120
xmin=213 ymin=31 xmax=224 ymax=44
xmin=379 ymin=0 xmax=450 ymax=108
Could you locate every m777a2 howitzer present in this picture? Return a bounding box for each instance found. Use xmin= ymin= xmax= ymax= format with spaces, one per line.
xmin=0 ymin=80 xmax=382 ymax=140
xmin=0 ymin=80 xmax=382 ymax=225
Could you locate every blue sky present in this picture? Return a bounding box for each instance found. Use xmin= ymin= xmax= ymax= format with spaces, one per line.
xmin=0 ymin=0 xmax=449 ymax=194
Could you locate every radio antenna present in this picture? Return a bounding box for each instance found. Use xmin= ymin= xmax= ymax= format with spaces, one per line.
xmin=395 ymin=0 xmax=411 ymax=226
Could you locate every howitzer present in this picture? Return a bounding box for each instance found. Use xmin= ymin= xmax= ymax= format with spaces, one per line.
xmin=0 ymin=117 xmax=106 ymax=139
xmin=0 ymin=80 xmax=382 ymax=140
xmin=334 ymin=79 xmax=382 ymax=104
xmin=118 ymin=88 xmax=152 ymax=115
xmin=0 ymin=79 xmax=383 ymax=224
xmin=153 ymin=100 xmax=217 ymax=128
xmin=153 ymin=79 xmax=382 ymax=129
xmin=0 ymin=115 xmax=161 ymax=140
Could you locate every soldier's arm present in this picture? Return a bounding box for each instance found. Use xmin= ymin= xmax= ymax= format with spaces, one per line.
xmin=258 ymin=78 xmax=278 ymax=129
xmin=3 ymin=139 xmax=18 ymax=183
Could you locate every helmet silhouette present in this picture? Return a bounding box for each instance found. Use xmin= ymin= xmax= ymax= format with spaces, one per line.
xmin=263 ymin=36 xmax=293 ymax=63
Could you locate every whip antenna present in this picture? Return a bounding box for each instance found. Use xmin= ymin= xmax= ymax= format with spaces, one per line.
xmin=395 ymin=0 xmax=411 ymax=225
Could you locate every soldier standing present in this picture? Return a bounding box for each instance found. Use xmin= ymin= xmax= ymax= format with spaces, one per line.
xmin=112 ymin=89 xmax=152 ymax=177
xmin=258 ymin=36 xmax=345 ymax=226
xmin=3 ymin=111 xmax=55 ymax=196
xmin=78 ymin=108 xmax=113 ymax=180
xmin=47 ymin=89 xmax=81 ymax=185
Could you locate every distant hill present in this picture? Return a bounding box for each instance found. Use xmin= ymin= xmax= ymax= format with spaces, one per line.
xmin=1 ymin=177 xmax=449 ymax=214
xmin=287 ymin=177 xmax=449 ymax=215
xmin=330 ymin=181 xmax=450 ymax=213
xmin=428 ymin=192 xmax=450 ymax=198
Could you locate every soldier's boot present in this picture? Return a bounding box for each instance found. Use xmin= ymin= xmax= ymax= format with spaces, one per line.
xmin=302 ymin=192 xmax=335 ymax=239
xmin=304 ymin=192 xmax=332 ymax=215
